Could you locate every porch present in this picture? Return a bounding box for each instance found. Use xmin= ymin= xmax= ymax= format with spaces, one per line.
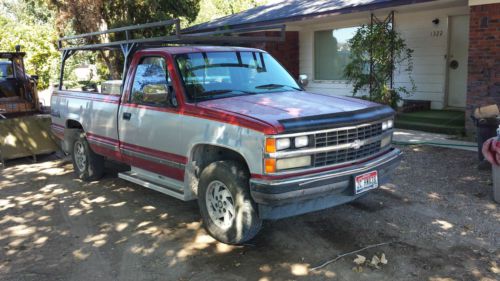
xmin=395 ymin=109 xmax=466 ymax=135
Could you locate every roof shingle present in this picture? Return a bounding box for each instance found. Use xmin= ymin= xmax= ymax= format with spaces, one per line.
xmin=185 ymin=0 xmax=435 ymax=33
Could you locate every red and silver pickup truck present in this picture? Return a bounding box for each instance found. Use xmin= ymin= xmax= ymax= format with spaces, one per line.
xmin=51 ymin=23 xmax=401 ymax=244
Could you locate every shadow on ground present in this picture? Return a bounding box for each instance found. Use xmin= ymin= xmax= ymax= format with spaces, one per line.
xmin=0 ymin=146 xmax=498 ymax=281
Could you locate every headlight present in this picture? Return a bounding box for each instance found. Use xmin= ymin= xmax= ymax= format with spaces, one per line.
xmin=265 ymin=138 xmax=291 ymax=153
xmin=387 ymin=119 xmax=394 ymax=128
xmin=294 ymin=136 xmax=309 ymax=148
xmin=382 ymin=119 xmax=394 ymax=130
xmin=381 ymin=135 xmax=392 ymax=147
xmin=276 ymin=138 xmax=291 ymax=150
xmin=276 ymin=156 xmax=311 ymax=170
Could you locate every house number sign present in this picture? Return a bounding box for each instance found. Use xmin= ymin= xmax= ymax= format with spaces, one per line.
xmin=430 ymin=30 xmax=443 ymax=37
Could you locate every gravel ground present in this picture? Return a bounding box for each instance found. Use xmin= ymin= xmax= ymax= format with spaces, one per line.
xmin=0 ymin=145 xmax=498 ymax=281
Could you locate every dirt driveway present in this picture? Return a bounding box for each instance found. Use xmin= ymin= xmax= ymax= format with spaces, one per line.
xmin=0 ymin=146 xmax=498 ymax=281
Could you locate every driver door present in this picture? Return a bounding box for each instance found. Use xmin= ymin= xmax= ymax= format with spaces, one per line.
xmin=118 ymin=55 xmax=185 ymax=181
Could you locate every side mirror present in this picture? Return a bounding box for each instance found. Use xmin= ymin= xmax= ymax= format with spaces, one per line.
xmin=142 ymin=83 xmax=177 ymax=107
xmin=298 ymin=74 xmax=309 ymax=87
xmin=143 ymin=83 xmax=168 ymax=95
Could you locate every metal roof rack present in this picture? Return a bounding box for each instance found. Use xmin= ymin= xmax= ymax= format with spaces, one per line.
xmin=57 ymin=19 xmax=286 ymax=90
xmin=58 ymin=19 xmax=285 ymax=51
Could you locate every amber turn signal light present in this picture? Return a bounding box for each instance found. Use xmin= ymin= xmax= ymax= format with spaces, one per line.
xmin=264 ymin=158 xmax=276 ymax=174
xmin=265 ymin=138 xmax=276 ymax=153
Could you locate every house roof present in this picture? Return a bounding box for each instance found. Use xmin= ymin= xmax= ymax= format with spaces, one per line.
xmin=185 ymin=0 xmax=437 ymax=33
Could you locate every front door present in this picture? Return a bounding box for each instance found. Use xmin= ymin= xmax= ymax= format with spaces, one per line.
xmin=447 ymin=15 xmax=469 ymax=108
xmin=118 ymin=55 xmax=185 ymax=182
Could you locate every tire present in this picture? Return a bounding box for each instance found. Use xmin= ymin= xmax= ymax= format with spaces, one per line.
xmin=71 ymin=132 xmax=105 ymax=181
xmin=198 ymin=161 xmax=262 ymax=244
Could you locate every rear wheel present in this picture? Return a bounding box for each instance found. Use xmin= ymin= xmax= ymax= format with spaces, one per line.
xmin=198 ymin=161 xmax=262 ymax=244
xmin=71 ymin=133 xmax=104 ymax=181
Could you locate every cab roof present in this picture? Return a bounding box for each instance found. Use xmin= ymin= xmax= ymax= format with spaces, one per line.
xmin=0 ymin=52 xmax=26 ymax=59
xmin=141 ymin=46 xmax=265 ymax=55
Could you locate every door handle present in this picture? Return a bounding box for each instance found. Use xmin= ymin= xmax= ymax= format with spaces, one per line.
xmin=122 ymin=112 xmax=132 ymax=120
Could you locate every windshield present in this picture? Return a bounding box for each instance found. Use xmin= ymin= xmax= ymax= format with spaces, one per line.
xmin=0 ymin=60 xmax=13 ymax=79
xmin=175 ymin=51 xmax=301 ymax=101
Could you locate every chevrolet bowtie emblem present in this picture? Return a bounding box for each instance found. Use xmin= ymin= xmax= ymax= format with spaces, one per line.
xmin=351 ymin=139 xmax=363 ymax=150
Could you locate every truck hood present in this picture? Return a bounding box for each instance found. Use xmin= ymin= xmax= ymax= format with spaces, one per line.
xmin=197 ymin=91 xmax=394 ymax=133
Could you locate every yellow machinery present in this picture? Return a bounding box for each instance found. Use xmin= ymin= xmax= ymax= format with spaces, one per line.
xmin=0 ymin=47 xmax=59 ymax=166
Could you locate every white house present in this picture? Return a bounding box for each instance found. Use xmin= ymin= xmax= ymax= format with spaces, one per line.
xmin=296 ymin=3 xmax=469 ymax=110
xmin=186 ymin=0 xmax=500 ymax=133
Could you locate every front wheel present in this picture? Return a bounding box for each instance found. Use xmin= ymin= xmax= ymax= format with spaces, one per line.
xmin=198 ymin=161 xmax=262 ymax=244
xmin=71 ymin=133 xmax=105 ymax=181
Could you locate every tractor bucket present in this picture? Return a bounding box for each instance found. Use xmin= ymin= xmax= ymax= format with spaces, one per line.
xmin=0 ymin=114 xmax=59 ymax=166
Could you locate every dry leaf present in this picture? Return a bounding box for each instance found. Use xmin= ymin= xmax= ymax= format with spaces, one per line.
xmin=353 ymin=255 xmax=366 ymax=265
xmin=371 ymin=255 xmax=381 ymax=267
xmin=489 ymin=261 xmax=499 ymax=274
xmin=380 ymin=253 xmax=388 ymax=265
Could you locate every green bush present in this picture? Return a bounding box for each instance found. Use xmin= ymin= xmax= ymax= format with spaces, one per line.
xmin=344 ymin=22 xmax=416 ymax=108
xmin=0 ymin=15 xmax=59 ymax=90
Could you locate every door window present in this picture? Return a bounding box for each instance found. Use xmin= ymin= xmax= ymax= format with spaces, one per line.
xmin=130 ymin=56 xmax=172 ymax=106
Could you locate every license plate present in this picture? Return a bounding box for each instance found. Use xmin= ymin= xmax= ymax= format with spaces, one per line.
xmin=355 ymin=171 xmax=379 ymax=194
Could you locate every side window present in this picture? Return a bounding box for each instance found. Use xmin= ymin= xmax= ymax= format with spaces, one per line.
xmin=0 ymin=60 xmax=14 ymax=79
xmin=61 ymin=50 xmax=123 ymax=94
xmin=130 ymin=56 xmax=172 ymax=106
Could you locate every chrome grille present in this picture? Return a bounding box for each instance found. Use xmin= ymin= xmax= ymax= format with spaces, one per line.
xmin=314 ymin=141 xmax=382 ymax=167
xmin=315 ymin=123 xmax=383 ymax=148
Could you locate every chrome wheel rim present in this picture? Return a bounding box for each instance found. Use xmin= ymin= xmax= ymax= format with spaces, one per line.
xmin=206 ymin=180 xmax=235 ymax=230
xmin=74 ymin=141 xmax=87 ymax=172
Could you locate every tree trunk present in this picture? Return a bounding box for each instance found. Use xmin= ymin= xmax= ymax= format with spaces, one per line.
xmin=98 ymin=50 xmax=121 ymax=79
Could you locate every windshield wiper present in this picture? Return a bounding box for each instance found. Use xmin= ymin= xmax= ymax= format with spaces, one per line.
xmin=255 ymin=83 xmax=302 ymax=91
xmin=202 ymin=89 xmax=235 ymax=95
xmin=199 ymin=89 xmax=256 ymax=98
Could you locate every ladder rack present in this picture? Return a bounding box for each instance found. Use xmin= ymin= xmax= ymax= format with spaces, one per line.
xmin=58 ymin=19 xmax=286 ymax=51
xmin=57 ymin=19 xmax=286 ymax=91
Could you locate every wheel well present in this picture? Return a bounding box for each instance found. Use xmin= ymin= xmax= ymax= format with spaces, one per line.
xmin=190 ymin=144 xmax=250 ymax=181
xmin=62 ymin=120 xmax=84 ymax=154
xmin=66 ymin=119 xmax=83 ymax=130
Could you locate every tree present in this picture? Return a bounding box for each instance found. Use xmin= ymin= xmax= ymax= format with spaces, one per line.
xmin=45 ymin=0 xmax=201 ymax=78
xmin=193 ymin=0 xmax=268 ymax=25
xmin=0 ymin=0 xmax=54 ymax=25
xmin=0 ymin=1 xmax=59 ymax=90
xmin=344 ymin=22 xmax=415 ymax=108
xmin=47 ymin=0 xmax=201 ymax=36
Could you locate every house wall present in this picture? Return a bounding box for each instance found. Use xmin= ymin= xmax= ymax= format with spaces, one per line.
xmin=293 ymin=5 xmax=469 ymax=109
xmin=466 ymin=2 xmax=500 ymax=133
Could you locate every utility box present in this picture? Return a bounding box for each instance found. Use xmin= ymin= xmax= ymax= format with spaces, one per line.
xmin=472 ymin=104 xmax=500 ymax=162
xmin=492 ymin=164 xmax=500 ymax=203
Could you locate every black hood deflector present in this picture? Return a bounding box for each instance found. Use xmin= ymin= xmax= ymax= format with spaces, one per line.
xmin=279 ymin=105 xmax=395 ymax=133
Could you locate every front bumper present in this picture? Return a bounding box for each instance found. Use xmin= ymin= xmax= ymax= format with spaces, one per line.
xmin=250 ymin=148 xmax=402 ymax=219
